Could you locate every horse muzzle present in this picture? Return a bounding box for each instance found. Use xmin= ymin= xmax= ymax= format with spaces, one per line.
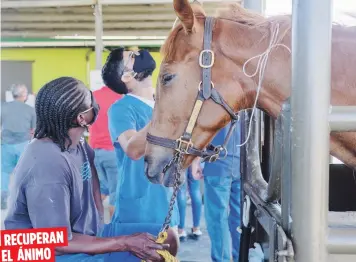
xmin=144 ymin=155 xmax=185 ymax=187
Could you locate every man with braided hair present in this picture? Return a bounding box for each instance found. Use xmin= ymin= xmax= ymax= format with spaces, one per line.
xmin=4 ymin=77 xmax=178 ymax=262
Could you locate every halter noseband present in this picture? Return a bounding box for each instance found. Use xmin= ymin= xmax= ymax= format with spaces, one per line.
xmin=147 ymin=17 xmax=239 ymax=163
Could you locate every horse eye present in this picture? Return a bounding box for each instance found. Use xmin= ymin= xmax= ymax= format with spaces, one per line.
xmin=161 ymin=74 xmax=175 ymax=85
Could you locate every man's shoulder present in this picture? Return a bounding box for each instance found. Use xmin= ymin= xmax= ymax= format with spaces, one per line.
xmin=15 ymin=140 xmax=72 ymax=184
xmin=26 ymin=139 xmax=63 ymax=156
xmin=24 ymin=139 xmax=73 ymax=165
xmin=108 ymin=95 xmax=132 ymax=112
xmin=17 ymin=102 xmax=35 ymax=112
xmin=3 ymin=101 xmax=35 ymax=116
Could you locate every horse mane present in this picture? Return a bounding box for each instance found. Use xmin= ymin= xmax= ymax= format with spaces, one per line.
xmin=160 ymin=24 xmax=183 ymax=63
xmin=216 ymin=3 xmax=292 ymax=44
xmin=161 ymin=3 xmax=289 ymax=62
xmin=216 ymin=3 xmax=266 ymax=26
xmin=161 ymin=2 xmax=356 ymax=62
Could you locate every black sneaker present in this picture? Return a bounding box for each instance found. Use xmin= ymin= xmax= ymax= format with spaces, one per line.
xmin=178 ymin=230 xmax=187 ymax=242
xmin=188 ymin=229 xmax=202 ymax=240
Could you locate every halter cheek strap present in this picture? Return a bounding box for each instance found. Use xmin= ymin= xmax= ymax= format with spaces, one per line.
xmin=147 ymin=16 xmax=239 ymax=163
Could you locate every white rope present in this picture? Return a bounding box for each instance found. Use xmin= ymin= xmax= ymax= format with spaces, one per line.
xmin=236 ymin=23 xmax=291 ymax=147
xmin=172 ymin=17 xmax=179 ymax=30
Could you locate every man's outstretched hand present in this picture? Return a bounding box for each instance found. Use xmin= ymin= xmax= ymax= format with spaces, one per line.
xmin=125 ymin=232 xmax=169 ymax=261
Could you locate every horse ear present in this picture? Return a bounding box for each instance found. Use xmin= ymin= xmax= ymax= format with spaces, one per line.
xmin=173 ymin=0 xmax=195 ymax=33
xmin=192 ymin=1 xmax=207 ymax=17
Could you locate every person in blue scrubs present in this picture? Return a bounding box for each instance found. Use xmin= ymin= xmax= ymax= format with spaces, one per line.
xmin=102 ymin=48 xmax=179 ymax=227
xmin=203 ymin=122 xmax=242 ymax=262
xmin=177 ymin=165 xmax=203 ymax=241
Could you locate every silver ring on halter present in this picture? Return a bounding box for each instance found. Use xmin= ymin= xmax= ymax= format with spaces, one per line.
xmin=198 ymin=81 xmax=215 ymax=91
xmin=217 ymin=146 xmax=228 ymax=159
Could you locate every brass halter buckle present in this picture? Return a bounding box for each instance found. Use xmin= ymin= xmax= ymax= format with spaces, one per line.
xmin=199 ymin=49 xmax=215 ymax=69
xmin=175 ymin=137 xmax=193 ymax=154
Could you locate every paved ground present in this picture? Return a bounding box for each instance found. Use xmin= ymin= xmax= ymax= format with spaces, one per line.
xmin=1 ymin=201 xmax=212 ymax=262
xmin=177 ymin=205 xmax=211 ymax=262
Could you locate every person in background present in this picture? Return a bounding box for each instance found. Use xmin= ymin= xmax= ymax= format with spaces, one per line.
xmin=177 ymin=161 xmax=204 ymax=242
xmin=4 ymin=77 xmax=178 ymax=262
xmin=1 ymin=83 xmax=36 ymax=210
xmin=101 ymin=47 xmax=180 ymax=230
xmin=89 ymin=85 xmax=122 ymax=219
xmin=203 ymin=122 xmax=241 ymax=262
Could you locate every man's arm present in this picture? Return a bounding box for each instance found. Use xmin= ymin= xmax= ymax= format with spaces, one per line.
xmin=85 ymin=143 xmax=104 ymax=219
xmin=56 ymin=233 xmax=126 ymax=255
xmin=108 ymin=102 xmax=150 ymax=161
xmin=91 ymin=164 xmax=104 ymax=220
xmin=117 ymin=123 xmax=150 ymax=160
xmin=56 ymin=232 xmax=166 ymax=259
xmin=26 ymin=184 xmax=166 ymax=260
xmin=191 ymin=157 xmax=204 ymax=180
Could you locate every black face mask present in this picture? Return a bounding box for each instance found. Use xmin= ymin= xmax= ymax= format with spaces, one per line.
xmin=72 ymin=91 xmax=100 ymax=128
xmin=101 ymin=48 xmax=156 ymax=95
xmin=87 ymin=91 xmax=100 ymax=125
xmin=132 ymin=50 xmax=156 ymax=76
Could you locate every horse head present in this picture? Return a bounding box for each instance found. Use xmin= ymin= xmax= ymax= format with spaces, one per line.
xmin=144 ymin=0 xmax=291 ymax=187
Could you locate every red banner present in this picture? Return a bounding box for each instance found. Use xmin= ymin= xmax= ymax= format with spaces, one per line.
xmin=0 ymin=227 xmax=68 ymax=262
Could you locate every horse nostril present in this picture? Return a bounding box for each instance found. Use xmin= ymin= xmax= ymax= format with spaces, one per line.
xmin=144 ymin=160 xmax=150 ymax=176
xmin=144 ymin=158 xmax=156 ymax=179
xmin=144 ymin=155 xmax=153 ymax=165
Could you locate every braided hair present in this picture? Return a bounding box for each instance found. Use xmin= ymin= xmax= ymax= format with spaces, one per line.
xmin=34 ymin=77 xmax=91 ymax=151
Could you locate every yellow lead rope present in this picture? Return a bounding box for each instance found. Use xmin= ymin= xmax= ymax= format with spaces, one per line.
xmin=141 ymin=231 xmax=179 ymax=262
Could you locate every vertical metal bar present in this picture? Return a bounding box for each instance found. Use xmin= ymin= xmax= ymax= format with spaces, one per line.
xmin=94 ymin=0 xmax=103 ymax=69
xmin=268 ymin=222 xmax=277 ymax=262
xmin=262 ymin=114 xmax=274 ymax=181
xmin=256 ymin=110 xmax=262 ymax=160
xmin=265 ymin=114 xmax=282 ymax=203
xmin=239 ymin=111 xmax=251 ymax=262
xmin=281 ymin=101 xmax=291 ymax=235
xmin=290 ymin=0 xmax=333 ymax=261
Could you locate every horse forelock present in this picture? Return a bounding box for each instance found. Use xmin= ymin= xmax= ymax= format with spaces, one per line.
xmin=160 ymin=24 xmax=184 ymax=63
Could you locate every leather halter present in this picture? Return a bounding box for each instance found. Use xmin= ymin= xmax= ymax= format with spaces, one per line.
xmin=147 ymin=17 xmax=239 ymax=163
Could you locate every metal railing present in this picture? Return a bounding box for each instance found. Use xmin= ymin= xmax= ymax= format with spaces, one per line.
xmin=240 ymin=0 xmax=356 ymax=261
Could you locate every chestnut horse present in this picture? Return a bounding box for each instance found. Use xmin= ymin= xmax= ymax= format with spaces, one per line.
xmin=144 ymin=1 xmax=356 ymax=186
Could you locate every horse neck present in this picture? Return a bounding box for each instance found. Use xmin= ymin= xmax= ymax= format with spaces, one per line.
xmin=217 ymin=18 xmax=292 ymax=118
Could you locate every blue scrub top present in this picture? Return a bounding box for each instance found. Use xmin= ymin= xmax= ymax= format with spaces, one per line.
xmin=203 ymin=121 xmax=241 ymax=178
xmin=108 ymin=95 xmax=179 ymax=226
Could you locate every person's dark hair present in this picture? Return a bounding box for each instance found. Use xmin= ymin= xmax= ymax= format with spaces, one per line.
xmin=102 ymin=47 xmax=126 ymax=94
xmin=102 ymin=47 xmax=155 ymax=94
xmin=34 ymin=77 xmax=90 ymax=151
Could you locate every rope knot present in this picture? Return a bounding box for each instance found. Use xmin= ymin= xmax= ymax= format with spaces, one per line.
xmin=141 ymin=232 xmax=179 ymax=262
